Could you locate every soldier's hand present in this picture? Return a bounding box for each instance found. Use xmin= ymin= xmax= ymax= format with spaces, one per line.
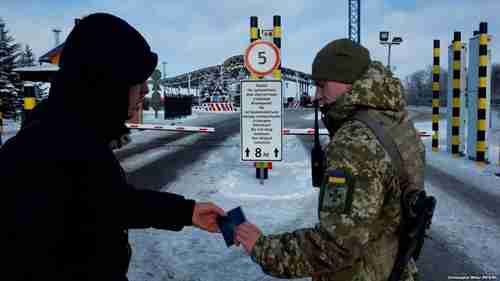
xmin=192 ymin=202 xmax=226 ymax=233
xmin=235 ymin=222 xmax=262 ymax=255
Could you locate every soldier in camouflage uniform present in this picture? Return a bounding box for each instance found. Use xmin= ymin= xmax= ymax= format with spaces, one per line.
xmin=235 ymin=39 xmax=425 ymax=281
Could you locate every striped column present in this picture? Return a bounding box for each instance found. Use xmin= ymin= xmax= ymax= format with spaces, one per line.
xmin=432 ymin=40 xmax=440 ymax=152
xmin=250 ymin=16 xmax=258 ymax=80
xmin=476 ymin=22 xmax=488 ymax=163
xmin=23 ymin=85 xmax=36 ymax=124
xmin=451 ymin=32 xmax=462 ymax=156
xmin=272 ymin=15 xmax=282 ymax=80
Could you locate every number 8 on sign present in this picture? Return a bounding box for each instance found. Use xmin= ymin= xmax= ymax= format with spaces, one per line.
xmin=244 ymin=40 xmax=281 ymax=77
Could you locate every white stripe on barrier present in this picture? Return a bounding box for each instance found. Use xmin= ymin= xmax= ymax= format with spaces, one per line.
xmin=192 ymin=103 xmax=239 ymax=112
xmin=282 ymin=128 xmax=329 ymax=135
xmin=126 ymin=123 xmax=215 ymax=133
xmin=282 ymin=128 xmax=430 ymax=137
xmin=126 ymin=123 xmax=427 ymax=137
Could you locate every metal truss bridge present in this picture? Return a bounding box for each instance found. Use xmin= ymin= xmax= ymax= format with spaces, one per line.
xmin=160 ymin=55 xmax=313 ymax=97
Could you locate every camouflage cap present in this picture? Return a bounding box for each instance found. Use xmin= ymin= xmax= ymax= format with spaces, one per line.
xmin=312 ymin=38 xmax=371 ymax=84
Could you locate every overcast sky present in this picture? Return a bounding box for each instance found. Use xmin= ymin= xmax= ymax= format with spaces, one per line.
xmin=1 ymin=0 xmax=499 ymax=80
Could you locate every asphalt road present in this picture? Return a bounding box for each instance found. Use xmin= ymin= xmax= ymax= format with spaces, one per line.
xmin=120 ymin=108 xmax=498 ymax=280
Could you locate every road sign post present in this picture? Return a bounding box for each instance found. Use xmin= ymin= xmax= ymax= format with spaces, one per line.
xmin=246 ymin=16 xmax=283 ymax=183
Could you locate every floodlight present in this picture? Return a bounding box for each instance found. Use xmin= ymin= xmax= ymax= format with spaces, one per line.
xmin=380 ymin=31 xmax=389 ymax=42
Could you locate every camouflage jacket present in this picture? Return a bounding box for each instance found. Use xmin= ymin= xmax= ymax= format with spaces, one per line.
xmin=250 ymin=61 xmax=423 ymax=281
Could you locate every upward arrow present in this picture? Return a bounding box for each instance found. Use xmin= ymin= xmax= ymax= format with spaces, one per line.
xmin=245 ymin=148 xmax=250 ymax=157
xmin=274 ymin=148 xmax=279 ymax=157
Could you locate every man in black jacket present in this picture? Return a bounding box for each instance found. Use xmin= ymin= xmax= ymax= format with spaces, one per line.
xmin=2 ymin=13 xmax=225 ymax=281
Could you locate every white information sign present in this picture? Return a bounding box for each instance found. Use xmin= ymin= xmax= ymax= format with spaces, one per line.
xmin=241 ymin=80 xmax=283 ymax=161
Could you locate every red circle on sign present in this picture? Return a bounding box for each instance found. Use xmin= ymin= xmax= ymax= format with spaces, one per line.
xmin=244 ymin=40 xmax=281 ymax=77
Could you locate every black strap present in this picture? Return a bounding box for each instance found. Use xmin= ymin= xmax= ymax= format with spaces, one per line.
xmin=351 ymin=110 xmax=408 ymax=183
xmin=352 ymin=110 xmax=413 ymax=281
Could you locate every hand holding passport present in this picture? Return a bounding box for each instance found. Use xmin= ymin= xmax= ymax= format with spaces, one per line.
xmin=217 ymin=206 xmax=247 ymax=247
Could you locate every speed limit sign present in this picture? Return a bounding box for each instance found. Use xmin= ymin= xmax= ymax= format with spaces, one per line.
xmin=244 ymin=40 xmax=281 ymax=77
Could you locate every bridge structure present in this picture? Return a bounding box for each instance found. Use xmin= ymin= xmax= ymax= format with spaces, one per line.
xmin=159 ymin=54 xmax=315 ymax=103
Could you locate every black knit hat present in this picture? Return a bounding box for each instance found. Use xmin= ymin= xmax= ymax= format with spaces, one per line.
xmin=312 ymin=38 xmax=371 ymax=84
xmin=48 ymin=13 xmax=158 ymax=142
xmin=59 ymin=13 xmax=158 ymax=85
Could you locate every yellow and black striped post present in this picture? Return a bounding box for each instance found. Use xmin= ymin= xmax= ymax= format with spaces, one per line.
xmin=268 ymin=15 xmax=282 ymax=178
xmin=432 ymin=40 xmax=440 ymax=152
xmin=250 ymin=16 xmax=258 ymax=80
xmin=476 ymin=22 xmax=488 ymax=163
xmin=451 ymin=32 xmax=462 ymax=157
xmin=272 ymin=15 xmax=282 ymax=80
xmin=23 ymin=85 xmax=36 ymax=125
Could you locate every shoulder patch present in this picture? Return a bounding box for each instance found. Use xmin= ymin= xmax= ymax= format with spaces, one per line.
xmin=328 ymin=169 xmax=348 ymax=184
xmin=319 ymin=169 xmax=355 ymax=216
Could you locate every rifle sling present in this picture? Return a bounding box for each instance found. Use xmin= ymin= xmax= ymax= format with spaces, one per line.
xmin=351 ymin=109 xmax=410 ymax=281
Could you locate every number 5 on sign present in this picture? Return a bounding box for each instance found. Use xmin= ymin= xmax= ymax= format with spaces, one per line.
xmin=244 ymin=40 xmax=281 ymax=77
xmin=258 ymin=51 xmax=267 ymax=64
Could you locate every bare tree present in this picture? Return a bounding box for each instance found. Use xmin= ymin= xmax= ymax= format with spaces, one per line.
xmin=404 ymin=66 xmax=448 ymax=107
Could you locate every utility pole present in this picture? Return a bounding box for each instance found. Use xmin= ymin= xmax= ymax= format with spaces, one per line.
xmin=162 ymin=62 xmax=167 ymax=79
xmin=162 ymin=61 xmax=167 ymax=96
xmin=379 ymin=31 xmax=403 ymax=71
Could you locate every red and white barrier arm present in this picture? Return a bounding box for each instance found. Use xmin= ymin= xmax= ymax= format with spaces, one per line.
xmin=282 ymin=128 xmax=431 ymax=137
xmin=282 ymin=128 xmax=329 ymax=135
xmin=126 ymin=123 xmax=215 ymax=133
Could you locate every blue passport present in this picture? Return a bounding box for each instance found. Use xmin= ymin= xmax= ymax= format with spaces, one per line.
xmin=217 ymin=206 xmax=246 ymax=247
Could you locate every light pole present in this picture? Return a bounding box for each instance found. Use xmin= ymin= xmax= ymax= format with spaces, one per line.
xmin=162 ymin=62 xmax=167 ymax=96
xmin=162 ymin=62 xmax=167 ymax=79
xmin=379 ymin=31 xmax=403 ymax=71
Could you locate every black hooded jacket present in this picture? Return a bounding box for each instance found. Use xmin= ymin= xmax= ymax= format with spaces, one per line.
xmin=2 ymin=13 xmax=195 ymax=281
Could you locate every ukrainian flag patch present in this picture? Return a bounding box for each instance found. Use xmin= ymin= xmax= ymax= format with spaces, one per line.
xmin=320 ymin=169 xmax=353 ymax=214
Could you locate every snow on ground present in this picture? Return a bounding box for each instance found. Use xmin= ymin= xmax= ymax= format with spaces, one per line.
xmin=424 ymin=180 xmax=500 ymax=274
xmin=128 ymin=134 xmax=318 ymax=281
xmin=413 ymin=116 xmax=500 ymax=198
xmin=1 ymin=118 xmax=21 ymax=143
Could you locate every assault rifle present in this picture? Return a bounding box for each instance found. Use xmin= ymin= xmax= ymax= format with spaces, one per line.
xmin=388 ymin=190 xmax=436 ymax=281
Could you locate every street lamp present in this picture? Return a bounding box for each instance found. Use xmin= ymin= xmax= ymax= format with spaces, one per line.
xmin=162 ymin=61 xmax=167 ymax=79
xmin=379 ymin=31 xmax=403 ymax=71
xmin=161 ymin=61 xmax=168 ymax=96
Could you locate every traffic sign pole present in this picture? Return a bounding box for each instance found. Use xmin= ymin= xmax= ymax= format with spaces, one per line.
xmin=245 ymin=16 xmax=283 ymax=183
